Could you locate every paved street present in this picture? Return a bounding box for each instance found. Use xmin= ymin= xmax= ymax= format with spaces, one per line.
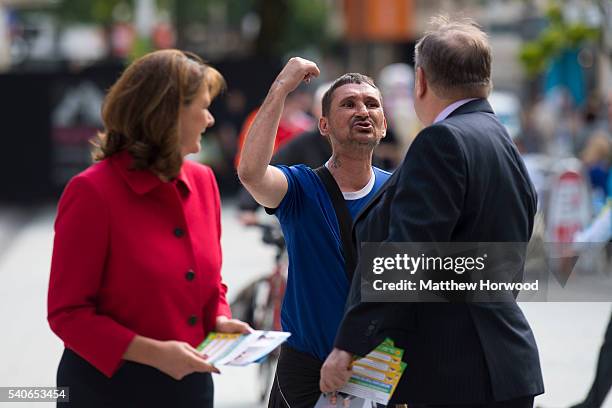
xmin=0 ymin=203 xmax=610 ymax=407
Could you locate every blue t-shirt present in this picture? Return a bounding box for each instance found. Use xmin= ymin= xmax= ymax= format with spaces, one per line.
xmin=272 ymin=164 xmax=391 ymax=361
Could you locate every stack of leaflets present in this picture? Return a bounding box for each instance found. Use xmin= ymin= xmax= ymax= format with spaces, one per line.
xmin=197 ymin=330 xmax=290 ymax=366
xmin=315 ymin=338 xmax=406 ymax=407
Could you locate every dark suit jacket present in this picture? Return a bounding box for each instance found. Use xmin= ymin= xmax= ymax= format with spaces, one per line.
xmin=335 ymin=99 xmax=544 ymax=405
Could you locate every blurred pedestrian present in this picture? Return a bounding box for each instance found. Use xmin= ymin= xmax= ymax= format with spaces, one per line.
xmin=580 ymin=131 xmax=611 ymax=212
xmin=238 ymin=58 xmax=391 ymax=407
xmin=574 ymin=93 xmax=605 ymax=155
xmin=234 ymin=86 xmax=315 ymax=168
xmin=377 ymin=62 xmax=421 ymax=152
xmin=47 ymin=49 xmax=250 ymax=407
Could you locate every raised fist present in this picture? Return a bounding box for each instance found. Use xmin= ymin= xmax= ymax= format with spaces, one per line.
xmin=273 ymin=57 xmax=320 ymax=95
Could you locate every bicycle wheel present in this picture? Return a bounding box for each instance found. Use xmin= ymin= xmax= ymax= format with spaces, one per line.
xmin=258 ymin=352 xmax=278 ymax=403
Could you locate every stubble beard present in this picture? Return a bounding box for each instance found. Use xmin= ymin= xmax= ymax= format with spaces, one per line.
xmin=346 ymin=129 xmax=381 ymax=148
xmin=330 ymin=133 xmax=380 ymax=164
xmin=328 ymin=126 xmax=382 ymax=159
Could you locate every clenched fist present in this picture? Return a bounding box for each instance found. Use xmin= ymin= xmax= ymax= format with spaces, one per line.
xmin=272 ymin=57 xmax=321 ymax=96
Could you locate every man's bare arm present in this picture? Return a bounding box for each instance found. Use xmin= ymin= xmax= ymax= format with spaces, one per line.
xmin=237 ymin=57 xmax=320 ymax=209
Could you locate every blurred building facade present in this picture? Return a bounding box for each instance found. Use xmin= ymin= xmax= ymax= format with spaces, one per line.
xmin=0 ymin=0 xmax=611 ymax=202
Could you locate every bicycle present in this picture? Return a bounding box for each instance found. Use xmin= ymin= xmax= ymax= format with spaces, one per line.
xmin=230 ymin=222 xmax=287 ymax=402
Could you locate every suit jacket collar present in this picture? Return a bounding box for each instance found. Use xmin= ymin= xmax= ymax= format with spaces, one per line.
xmin=446 ymin=98 xmax=493 ymax=119
xmin=111 ymin=150 xmax=192 ymax=195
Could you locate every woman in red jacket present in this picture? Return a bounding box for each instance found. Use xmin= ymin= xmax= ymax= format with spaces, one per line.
xmin=47 ymin=49 xmax=250 ymax=407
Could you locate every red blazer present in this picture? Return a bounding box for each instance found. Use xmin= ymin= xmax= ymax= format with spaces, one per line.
xmin=48 ymin=151 xmax=232 ymax=377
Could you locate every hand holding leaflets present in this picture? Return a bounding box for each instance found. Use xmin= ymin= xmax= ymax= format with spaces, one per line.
xmin=316 ymin=338 xmax=406 ymax=407
xmin=197 ymin=330 xmax=290 ymax=367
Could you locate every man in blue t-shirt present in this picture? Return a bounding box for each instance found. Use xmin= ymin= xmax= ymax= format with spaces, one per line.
xmin=238 ymin=57 xmax=391 ymax=407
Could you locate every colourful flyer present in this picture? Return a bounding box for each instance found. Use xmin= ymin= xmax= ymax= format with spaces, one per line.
xmin=335 ymin=338 xmax=407 ymax=405
xmin=197 ymin=330 xmax=290 ymax=366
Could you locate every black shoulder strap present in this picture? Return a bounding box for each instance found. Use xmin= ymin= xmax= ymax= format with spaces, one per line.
xmin=313 ymin=165 xmax=357 ymax=282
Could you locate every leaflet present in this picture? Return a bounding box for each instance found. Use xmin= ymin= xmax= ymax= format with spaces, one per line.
xmin=197 ymin=330 xmax=290 ymax=366
xmin=316 ymin=338 xmax=406 ymax=406
xmin=314 ymin=393 xmax=375 ymax=407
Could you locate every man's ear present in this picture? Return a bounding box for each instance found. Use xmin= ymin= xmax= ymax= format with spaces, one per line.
xmin=319 ymin=116 xmax=329 ymax=136
xmin=415 ymin=66 xmax=426 ymax=99
xmin=381 ymin=116 xmax=387 ymax=138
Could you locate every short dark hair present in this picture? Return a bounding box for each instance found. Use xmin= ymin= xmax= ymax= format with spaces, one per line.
xmin=92 ymin=49 xmax=225 ymax=179
xmin=321 ymin=73 xmax=380 ymax=117
xmin=414 ymin=15 xmax=492 ymax=99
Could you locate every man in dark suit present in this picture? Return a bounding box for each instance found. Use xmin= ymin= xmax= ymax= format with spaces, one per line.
xmin=320 ymin=16 xmax=544 ymax=408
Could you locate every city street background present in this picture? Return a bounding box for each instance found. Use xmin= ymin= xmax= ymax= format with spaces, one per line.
xmin=0 ymin=203 xmax=610 ymax=408
xmin=1 ymin=0 xmax=612 ymax=407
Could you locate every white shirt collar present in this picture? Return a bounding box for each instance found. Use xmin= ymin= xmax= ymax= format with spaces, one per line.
xmin=433 ymin=98 xmax=478 ymax=124
xmin=324 ymin=160 xmax=376 ymax=200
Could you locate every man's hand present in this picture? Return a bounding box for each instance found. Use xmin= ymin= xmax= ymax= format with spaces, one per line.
xmin=215 ymin=315 xmax=252 ymax=334
xmin=272 ymin=57 xmax=320 ymax=96
xmin=320 ymin=348 xmax=353 ymax=393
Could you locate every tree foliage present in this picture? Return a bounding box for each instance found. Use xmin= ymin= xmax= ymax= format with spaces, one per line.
xmin=53 ymin=0 xmax=332 ymax=58
xmin=278 ymin=0 xmax=330 ymax=54
xmin=55 ymin=0 xmax=126 ymax=25
xmin=519 ymin=2 xmax=600 ymax=77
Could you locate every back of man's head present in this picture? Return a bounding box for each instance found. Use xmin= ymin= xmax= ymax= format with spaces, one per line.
xmin=415 ymin=15 xmax=492 ymax=100
xmin=321 ymin=73 xmax=380 ymax=117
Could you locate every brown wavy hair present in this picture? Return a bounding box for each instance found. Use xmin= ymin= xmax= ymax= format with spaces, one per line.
xmin=92 ymin=49 xmax=225 ymax=179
